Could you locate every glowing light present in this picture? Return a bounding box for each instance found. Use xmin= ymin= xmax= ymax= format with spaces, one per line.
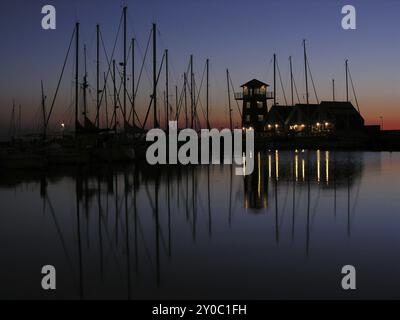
xmin=268 ymin=153 xmax=272 ymax=178
xmin=316 ymin=122 xmax=321 ymax=127
xmin=325 ymin=151 xmax=329 ymax=184
xmin=325 ymin=122 xmax=329 ymax=127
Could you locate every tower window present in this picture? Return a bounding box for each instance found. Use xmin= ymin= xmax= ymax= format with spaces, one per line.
xmin=246 ymin=102 xmax=251 ymax=109
xmin=257 ymin=101 xmax=263 ymax=108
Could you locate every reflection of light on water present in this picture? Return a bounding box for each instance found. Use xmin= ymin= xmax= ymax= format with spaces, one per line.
xmin=275 ymin=150 xmax=279 ymax=180
xmin=268 ymin=153 xmax=272 ymax=179
xmin=317 ymin=150 xmax=321 ymax=182
xmin=242 ymin=153 xmax=246 ymax=175
xmin=295 ymin=154 xmax=299 ymax=182
xmin=302 ymin=158 xmax=305 ymax=181
xmin=325 ymin=151 xmax=329 ymax=185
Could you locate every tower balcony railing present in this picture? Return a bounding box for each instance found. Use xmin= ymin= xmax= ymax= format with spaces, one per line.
xmin=234 ymin=92 xmax=274 ymax=100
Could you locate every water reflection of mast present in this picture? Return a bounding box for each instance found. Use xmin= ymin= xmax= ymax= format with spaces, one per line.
xmin=155 ymin=175 xmax=161 ymax=287
xmin=115 ymin=171 xmax=119 ymax=246
xmin=97 ymin=176 xmax=104 ymax=281
xmin=167 ymin=171 xmax=172 ymax=257
xmin=192 ymin=167 xmax=197 ymax=241
xmin=124 ymin=172 xmax=131 ymax=299
xmin=333 ymin=151 xmax=337 ymax=218
xmin=292 ymin=151 xmax=297 ymax=241
xmin=133 ymin=165 xmax=139 ymax=274
xmin=306 ymin=151 xmax=311 ymax=256
xmin=75 ymin=174 xmax=84 ymax=299
xmin=347 ymin=154 xmax=351 ymax=237
xmin=228 ymin=163 xmax=233 ymax=227
xmin=274 ymin=151 xmax=279 ymax=244
xmin=207 ymin=166 xmax=212 ymax=236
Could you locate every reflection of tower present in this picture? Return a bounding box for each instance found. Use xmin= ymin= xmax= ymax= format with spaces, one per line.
xmin=244 ymin=152 xmax=268 ymax=210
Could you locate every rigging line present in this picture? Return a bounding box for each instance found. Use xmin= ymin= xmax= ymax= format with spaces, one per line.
xmin=175 ymin=78 xmax=187 ymax=123
xmin=193 ymin=62 xmax=207 ymax=125
xmin=174 ymin=60 xmax=192 ymax=123
xmin=228 ymin=73 xmax=242 ymax=117
xmin=293 ymin=75 xmax=301 ymax=104
xmin=348 ymin=66 xmax=360 ymax=113
xmin=288 ymin=57 xmax=301 ymax=104
xmin=95 ymin=13 xmax=123 ymax=123
xmin=133 ymin=31 xmax=152 ymax=105
xmin=142 ymin=51 xmax=166 ymax=129
xmin=46 ymin=27 xmax=76 ymax=126
xmin=126 ymin=15 xmax=153 ymax=87
xmin=276 ymin=58 xmax=288 ymax=105
xmin=306 ymin=56 xmax=319 ymax=104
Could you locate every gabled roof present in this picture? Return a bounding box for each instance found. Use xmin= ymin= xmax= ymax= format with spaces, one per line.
xmin=319 ymin=101 xmax=361 ymax=116
xmin=267 ymin=105 xmax=294 ymax=123
xmin=240 ymin=79 xmax=269 ymax=88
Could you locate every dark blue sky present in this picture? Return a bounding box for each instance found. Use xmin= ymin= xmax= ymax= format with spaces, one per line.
xmin=1 ymin=0 xmax=400 ymax=135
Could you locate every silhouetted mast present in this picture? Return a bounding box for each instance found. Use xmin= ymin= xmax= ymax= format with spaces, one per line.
xmin=131 ymin=38 xmax=135 ymax=127
xmin=75 ymin=22 xmax=80 ymax=133
xmin=123 ymin=6 xmax=127 ymax=126
xmin=273 ymin=53 xmax=276 ymax=106
xmin=83 ymin=45 xmax=88 ymax=119
xmin=41 ymin=80 xmax=47 ymax=139
xmin=165 ymin=49 xmax=169 ymax=130
xmin=332 ymin=78 xmax=335 ymax=102
xmin=206 ymin=58 xmax=210 ymax=129
xmin=303 ymin=39 xmax=309 ymax=105
xmin=190 ymin=55 xmax=194 ymax=129
xmin=345 ymin=59 xmax=349 ymax=102
xmin=113 ymin=59 xmax=117 ymax=132
xmin=184 ymin=73 xmax=188 ymax=128
xmin=226 ymin=69 xmax=233 ymax=131
xmin=96 ymin=24 xmax=100 ymax=128
xmin=289 ymin=56 xmax=294 ymax=106
xmin=153 ymin=23 xmax=158 ymax=128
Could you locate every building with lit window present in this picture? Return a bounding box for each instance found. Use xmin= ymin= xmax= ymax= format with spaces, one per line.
xmin=235 ymin=79 xmax=273 ymax=132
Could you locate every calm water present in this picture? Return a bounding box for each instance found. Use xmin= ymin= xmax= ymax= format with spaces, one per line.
xmin=1 ymin=151 xmax=400 ymax=299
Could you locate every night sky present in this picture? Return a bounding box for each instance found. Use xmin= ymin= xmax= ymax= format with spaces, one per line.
xmin=1 ymin=0 xmax=400 ymax=137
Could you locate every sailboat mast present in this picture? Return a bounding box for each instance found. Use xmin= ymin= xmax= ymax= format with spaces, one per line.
xmin=113 ymin=59 xmax=117 ymax=132
xmin=190 ymin=55 xmax=194 ymax=129
xmin=273 ymin=53 xmax=276 ymax=106
xmin=153 ymin=23 xmax=158 ymax=128
xmin=175 ymin=85 xmax=178 ymax=123
xmin=75 ymin=22 xmax=80 ymax=132
xmin=206 ymin=58 xmax=209 ymax=129
xmin=332 ymin=79 xmax=335 ymax=102
xmin=83 ymin=44 xmax=88 ymax=118
xmin=123 ymin=6 xmax=127 ymax=126
xmin=226 ymin=69 xmax=233 ymax=131
xmin=96 ymin=24 xmax=100 ymax=128
xmin=41 ymin=80 xmax=47 ymax=139
xmin=184 ymin=73 xmax=188 ymax=128
xmin=132 ymin=38 xmax=135 ymax=127
xmin=303 ymin=39 xmax=309 ymax=105
xmin=165 ymin=49 xmax=169 ymax=130
xmin=345 ymin=59 xmax=349 ymax=102
xmin=289 ymin=56 xmax=294 ymax=106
